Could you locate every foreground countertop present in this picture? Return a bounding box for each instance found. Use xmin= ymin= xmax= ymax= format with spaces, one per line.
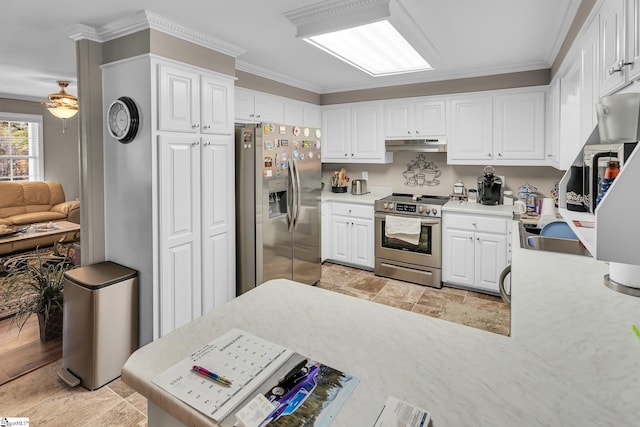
xmin=320 ymin=185 xmax=392 ymax=205
xmin=123 ymin=231 xmax=639 ymax=426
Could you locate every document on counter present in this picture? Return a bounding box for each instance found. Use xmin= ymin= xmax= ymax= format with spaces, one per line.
xmin=152 ymin=329 xmax=294 ymax=422
xmin=373 ymin=396 xmax=431 ymax=427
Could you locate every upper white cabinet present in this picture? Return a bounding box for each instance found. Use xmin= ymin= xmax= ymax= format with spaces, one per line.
xmin=448 ymin=88 xmax=546 ymax=165
xmin=322 ymin=102 xmax=392 ymax=163
xmin=384 ymin=98 xmax=446 ymax=138
xmin=546 ymin=78 xmax=561 ymax=166
xmin=627 ymin=0 xmax=640 ymax=81
xmin=600 ymin=0 xmax=627 ymax=95
xmin=158 ymin=63 xmax=233 ymax=135
xmin=235 ymin=88 xmax=284 ymax=123
xmin=494 ymin=90 xmax=545 ymax=161
xmin=447 ymin=95 xmax=493 ymax=162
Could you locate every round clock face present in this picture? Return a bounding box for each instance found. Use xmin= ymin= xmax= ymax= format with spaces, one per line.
xmin=107 ymin=97 xmax=139 ymax=143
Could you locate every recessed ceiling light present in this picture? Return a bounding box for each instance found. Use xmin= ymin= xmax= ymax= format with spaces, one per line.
xmin=304 ymin=20 xmax=432 ymax=77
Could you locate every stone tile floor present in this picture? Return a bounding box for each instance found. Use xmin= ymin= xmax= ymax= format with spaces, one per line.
xmin=0 ymin=263 xmax=509 ymax=424
xmin=319 ymin=262 xmax=511 ymax=336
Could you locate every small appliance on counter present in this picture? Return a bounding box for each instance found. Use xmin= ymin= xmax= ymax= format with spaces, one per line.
xmin=351 ymin=179 xmax=368 ymax=195
xmin=477 ymin=166 xmax=503 ymax=205
xmin=331 ymin=168 xmax=349 ymax=193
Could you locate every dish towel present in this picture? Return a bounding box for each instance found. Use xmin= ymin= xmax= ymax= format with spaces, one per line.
xmin=385 ymin=215 xmax=422 ymax=245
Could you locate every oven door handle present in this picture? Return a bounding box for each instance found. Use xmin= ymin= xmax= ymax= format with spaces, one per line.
xmin=375 ymin=213 xmax=440 ymax=225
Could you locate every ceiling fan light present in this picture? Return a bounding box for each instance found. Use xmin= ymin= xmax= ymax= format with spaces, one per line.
xmin=46 ymin=105 xmax=78 ymax=119
xmin=42 ymin=81 xmax=78 ymax=119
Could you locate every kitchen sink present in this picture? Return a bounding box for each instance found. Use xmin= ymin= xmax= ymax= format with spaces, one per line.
xmin=518 ymin=221 xmax=591 ymax=256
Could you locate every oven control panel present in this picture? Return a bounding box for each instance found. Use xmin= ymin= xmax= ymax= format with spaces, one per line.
xmin=376 ymin=201 xmax=439 ymax=217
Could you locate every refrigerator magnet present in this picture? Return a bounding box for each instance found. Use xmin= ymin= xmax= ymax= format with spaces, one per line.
xmin=264 ymin=156 xmax=273 ymax=167
xmin=315 ymin=140 xmax=321 ymax=149
xmin=265 ymin=140 xmax=273 ymax=150
xmin=293 ymin=126 xmax=300 ymax=136
xmin=280 ymin=161 xmax=288 ymax=168
xmin=279 ymin=126 xmax=286 ymax=134
xmin=280 ymin=139 xmax=288 ymax=147
xmin=303 ymin=128 xmax=310 ymax=137
xmin=293 ymin=142 xmax=299 ymax=150
xmin=275 ymin=169 xmax=281 ymax=177
xmin=282 ymin=152 xmax=287 ymax=161
xmin=264 ymin=170 xmax=273 ymax=177
xmin=308 ymin=152 xmax=314 ymax=159
xmin=293 ymin=151 xmax=299 ymax=158
xmin=263 ymin=125 xmax=270 ymax=135
xmin=299 ymin=153 xmax=305 ymax=160
xmin=315 ymin=129 xmax=321 ymax=138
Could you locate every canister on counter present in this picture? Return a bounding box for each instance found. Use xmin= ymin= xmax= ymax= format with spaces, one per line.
xmin=526 ymin=195 xmax=537 ymax=214
xmin=503 ymin=190 xmax=514 ymax=205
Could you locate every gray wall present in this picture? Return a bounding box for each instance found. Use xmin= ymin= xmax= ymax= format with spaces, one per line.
xmin=0 ymin=97 xmax=80 ymax=200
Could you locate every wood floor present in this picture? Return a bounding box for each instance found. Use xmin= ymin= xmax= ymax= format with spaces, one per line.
xmin=0 ymin=315 xmax=61 ymax=386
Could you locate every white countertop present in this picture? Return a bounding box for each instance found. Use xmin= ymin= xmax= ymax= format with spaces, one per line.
xmin=321 ymin=185 xmax=392 ymax=205
xmin=443 ymin=199 xmax=515 ymax=217
xmin=123 ymin=228 xmax=640 ymax=426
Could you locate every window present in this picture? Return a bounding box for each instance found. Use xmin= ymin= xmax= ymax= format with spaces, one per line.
xmin=0 ymin=113 xmax=43 ymax=181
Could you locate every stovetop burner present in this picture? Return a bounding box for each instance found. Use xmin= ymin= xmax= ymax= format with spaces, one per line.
xmin=382 ymin=193 xmax=449 ymax=205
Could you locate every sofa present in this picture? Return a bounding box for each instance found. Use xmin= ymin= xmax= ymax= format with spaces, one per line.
xmin=0 ymin=181 xmax=80 ymax=226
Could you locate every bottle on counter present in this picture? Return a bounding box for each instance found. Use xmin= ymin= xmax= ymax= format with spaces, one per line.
xmin=596 ymin=160 xmax=620 ymax=207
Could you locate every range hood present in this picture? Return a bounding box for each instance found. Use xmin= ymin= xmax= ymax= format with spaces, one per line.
xmin=385 ymin=138 xmax=447 ymax=152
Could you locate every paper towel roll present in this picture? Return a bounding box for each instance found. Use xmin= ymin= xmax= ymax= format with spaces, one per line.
xmin=540 ymin=198 xmax=555 ymax=216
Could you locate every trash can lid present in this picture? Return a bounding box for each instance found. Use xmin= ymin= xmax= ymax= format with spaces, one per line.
xmin=64 ymin=261 xmax=137 ymax=289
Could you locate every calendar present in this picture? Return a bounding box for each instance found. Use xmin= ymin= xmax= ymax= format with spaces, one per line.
xmin=153 ymin=329 xmax=294 ymax=422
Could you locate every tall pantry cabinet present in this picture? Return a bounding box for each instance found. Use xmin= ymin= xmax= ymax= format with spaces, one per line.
xmin=103 ymin=56 xmax=235 ymax=343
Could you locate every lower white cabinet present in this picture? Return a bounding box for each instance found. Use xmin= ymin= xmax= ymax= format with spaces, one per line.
xmin=442 ymin=212 xmax=510 ymax=294
xmin=324 ymin=201 xmax=374 ymax=269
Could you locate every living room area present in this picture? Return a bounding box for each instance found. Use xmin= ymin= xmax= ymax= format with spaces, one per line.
xmin=0 ymin=96 xmax=81 ymax=385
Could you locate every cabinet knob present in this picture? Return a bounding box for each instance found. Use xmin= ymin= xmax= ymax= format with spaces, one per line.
xmin=192 ymin=141 xmax=200 ymax=146
xmin=477 ymin=237 xmax=480 ymax=241
xmin=488 ymin=153 xmax=492 ymax=157
xmin=204 ymin=141 xmax=211 ymax=146
xmin=256 ymin=114 xmax=261 ymax=118
xmin=351 ymin=153 xmax=354 ymax=156
xmin=415 ymin=130 xmax=419 ymax=134
xmin=609 ymin=59 xmax=633 ymax=75
xmin=469 ymin=236 xmax=473 ymax=240
xmin=203 ymin=124 xmax=211 ymax=129
xmin=249 ymin=114 xmax=255 ymax=118
xmin=192 ymin=123 xmax=200 ymax=129
xmin=498 ymin=153 xmax=502 ymax=157
xmin=472 ymin=222 xmax=477 ymax=226
xmin=547 ymin=154 xmax=553 ymax=157
xmin=344 ymin=153 xmax=348 ymax=156
xmin=407 ymin=130 xmax=412 ymax=135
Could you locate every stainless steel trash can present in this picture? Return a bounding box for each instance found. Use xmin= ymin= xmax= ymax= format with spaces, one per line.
xmin=58 ymin=261 xmax=138 ymax=390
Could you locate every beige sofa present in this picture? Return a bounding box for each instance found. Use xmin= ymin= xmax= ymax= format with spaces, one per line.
xmin=0 ymin=181 xmax=80 ymax=226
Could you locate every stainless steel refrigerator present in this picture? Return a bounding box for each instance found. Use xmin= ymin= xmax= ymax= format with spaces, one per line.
xmin=235 ymin=123 xmax=322 ymax=295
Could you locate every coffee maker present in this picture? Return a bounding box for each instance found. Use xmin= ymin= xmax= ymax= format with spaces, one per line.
xmin=477 ymin=166 xmax=502 ymax=205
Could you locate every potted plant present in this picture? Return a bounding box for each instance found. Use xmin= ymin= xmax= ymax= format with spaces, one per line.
xmin=1 ymin=249 xmax=74 ymax=342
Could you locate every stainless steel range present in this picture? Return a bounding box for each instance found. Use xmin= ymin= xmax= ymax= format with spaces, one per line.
xmin=374 ymin=193 xmax=448 ymax=288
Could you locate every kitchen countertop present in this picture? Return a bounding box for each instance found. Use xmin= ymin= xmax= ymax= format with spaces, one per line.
xmin=443 ymin=199 xmax=515 ymax=217
xmin=123 ymin=224 xmax=640 ymax=426
xmin=320 ymin=185 xmax=392 ymax=205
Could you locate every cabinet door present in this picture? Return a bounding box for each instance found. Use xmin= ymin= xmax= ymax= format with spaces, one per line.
xmin=158 ymin=64 xmax=199 ymax=132
xmin=442 ymin=229 xmax=475 ymax=287
xmin=546 ymin=79 xmax=561 ymax=166
xmin=600 ymin=0 xmax=626 ymax=95
xmin=559 ymin=61 xmax=582 ymax=169
xmin=330 ymin=215 xmax=351 ymax=263
xmin=201 ymin=75 xmax=233 ymax=134
xmin=415 ymin=100 xmax=446 ymax=136
xmin=474 ymin=232 xmax=508 ymax=294
xmin=321 ymin=201 xmax=330 ymax=262
xmin=581 ymin=17 xmax=600 ymax=143
xmin=201 ymin=135 xmax=235 ymax=314
xmin=303 ymin=104 xmax=322 ymax=129
xmin=351 ymin=217 xmax=374 ymax=268
xmin=322 ymin=108 xmax=351 ymax=161
xmin=627 ymin=0 xmax=640 ymax=81
xmin=254 ymin=94 xmax=284 ymax=123
xmin=235 ymin=88 xmax=256 ymax=122
xmin=494 ymin=91 xmax=545 ymax=160
xmin=384 ymin=101 xmax=413 ymax=137
xmin=351 ymin=104 xmax=384 ymax=160
xmin=284 ymin=101 xmax=304 ymax=126
xmin=158 ymin=135 xmax=202 ymax=336
xmin=448 ymin=96 xmax=493 ymax=161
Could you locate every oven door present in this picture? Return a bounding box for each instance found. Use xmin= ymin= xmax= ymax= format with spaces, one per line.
xmin=374 ymin=213 xmax=441 ymax=268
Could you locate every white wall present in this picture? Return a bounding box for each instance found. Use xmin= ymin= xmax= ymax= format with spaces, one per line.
xmin=102 ymin=56 xmax=155 ymax=346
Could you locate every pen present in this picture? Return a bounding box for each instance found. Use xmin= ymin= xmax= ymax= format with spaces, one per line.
xmin=192 ymin=365 xmax=233 ymax=386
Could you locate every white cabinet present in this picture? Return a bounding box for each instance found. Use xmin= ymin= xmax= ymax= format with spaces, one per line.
xmin=325 ymin=202 xmax=374 ymax=269
xmin=442 ymin=212 xmax=510 ymax=295
xmin=546 ymin=78 xmax=561 ymax=166
xmin=156 ymin=60 xmax=235 ymax=337
xmin=384 ymin=99 xmax=446 ymax=138
xmin=448 ymin=95 xmax=493 ymax=161
xmin=284 ymin=100 xmax=322 ymax=128
xmin=559 ymin=60 xmax=582 ymax=170
xmin=448 ymin=89 xmax=546 ymax=165
xmin=322 ymin=103 xmax=392 ymax=163
xmin=600 ymin=0 xmax=627 ymax=95
xmin=627 ymin=0 xmax=640 ymax=81
xmin=234 ymin=88 xmax=284 ymax=123
xmin=158 ymin=64 xmax=233 ymax=134
xmin=494 ymin=90 xmax=545 ymax=161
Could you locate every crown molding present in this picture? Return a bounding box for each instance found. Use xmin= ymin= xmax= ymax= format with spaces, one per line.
xmin=67 ymin=10 xmax=245 ymax=58
xmin=235 ymin=60 xmax=323 ymax=94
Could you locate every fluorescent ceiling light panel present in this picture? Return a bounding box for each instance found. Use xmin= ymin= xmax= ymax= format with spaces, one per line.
xmin=304 ymin=20 xmax=431 ymax=76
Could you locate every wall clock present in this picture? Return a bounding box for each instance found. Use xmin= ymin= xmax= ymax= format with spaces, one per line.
xmin=107 ymin=96 xmax=139 ymax=144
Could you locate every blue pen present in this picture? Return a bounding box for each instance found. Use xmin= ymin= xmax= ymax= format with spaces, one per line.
xmin=192 ymin=365 xmax=233 ymax=386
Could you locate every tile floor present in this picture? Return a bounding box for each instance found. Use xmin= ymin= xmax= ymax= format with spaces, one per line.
xmin=0 ymin=264 xmax=509 ymax=425
xmin=319 ymin=262 xmax=511 ymax=336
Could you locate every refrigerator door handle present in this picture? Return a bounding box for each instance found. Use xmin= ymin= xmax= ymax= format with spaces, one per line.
xmin=292 ymin=158 xmax=302 ymax=230
xmin=288 ymin=160 xmax=296 ymax=232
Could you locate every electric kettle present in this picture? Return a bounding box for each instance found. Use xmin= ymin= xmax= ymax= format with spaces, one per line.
xmin=351 ymin=179 xmax=368 ymax=195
